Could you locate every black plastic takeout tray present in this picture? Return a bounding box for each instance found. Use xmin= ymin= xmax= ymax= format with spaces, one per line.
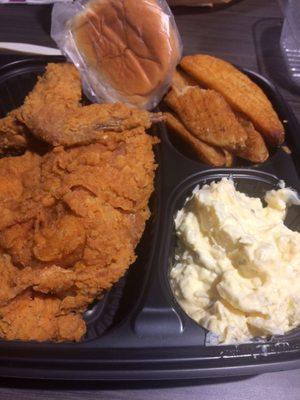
xmin=0 ymin=55 xmax=300 ymax=381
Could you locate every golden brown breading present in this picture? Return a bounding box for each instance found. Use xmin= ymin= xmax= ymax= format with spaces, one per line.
xmin=0 ymin=109 xmax=28 ymax=154
xmin=0 ymin=291 xmax=86 ymax=342
xmin=0 ymin=63 xmax=81 ymax=154
xmin=236 ymin=115 xmax=269 ymax=163
xmin=180 ymin=54 xmax=284 ymax=145
xmin=165 ymin=112 xmax=226 ymax=166
xmin=165 ymin=86 xmax=247 ymax=151
xmin=0 ymin=152 xmax=42 ymax=235
xmin=0 ymin=127 xmax=157 ymax=342
xmin=19 ymin=63 xmax=82 ymax=144
xmin=18 ymin=63 xmax=163 ymax=147
xmin=0 ymin=62 xmax=161 ymax=342
xmin=37 ymin=102 xmax=164 ymax=146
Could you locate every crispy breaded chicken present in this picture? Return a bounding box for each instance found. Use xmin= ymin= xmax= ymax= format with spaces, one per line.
xmin=0 ymin=63 xmax=81 ymax=155
xmin=0 ymin=109 xmax=28 ymax=155
xmin=165 ymin=86 xmax=247 ymax=151
xmin=18 ymin=63 xmax=163 ymax=147
xmin=0 ymin=127 xmax=158 ymax=342
xmin=0 ymin=290 xmax=86 ymax=342
xmin=29 ymin=102 xmax=163 ymax=147
xmin=0 ymin=62 xmax=161 ymax=342
xmin=180 ymin=54 xmax=285 ymax=145
xmin=19 ymin=63 xmax=82 ymax=134
xmin=0 ymin=63 xmax=163 ymax=151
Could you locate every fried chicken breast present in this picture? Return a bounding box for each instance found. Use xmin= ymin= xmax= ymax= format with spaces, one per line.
xmin=0 ymin=127 xmax=158 ymax=342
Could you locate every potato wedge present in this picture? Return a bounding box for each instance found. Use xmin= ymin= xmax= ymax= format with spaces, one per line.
xmin=180 ymin=54 xmax=284 ymax=146
xmin=165 ymin=86 xmax=247 ymax=151
xmin=165 ymin=112 xmax=226 ymax=166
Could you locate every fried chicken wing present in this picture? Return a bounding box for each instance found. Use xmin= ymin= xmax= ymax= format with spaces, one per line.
xmin=0 ymin=63 xmax=81 ymax=155
xmin=165 ymin=86 xmax=247 ymax=151
xmin=19 ymin=63 xmax=82 ymax=133
xmin=180 ymin=55 xmax=285 ymax=145
xmin=0 ymin=127 xmax=158 ymax=342
xmin=30 ymin=102 xmax=164 ymax=146
xmin=18 ymin=63 xmax=164 ymax=147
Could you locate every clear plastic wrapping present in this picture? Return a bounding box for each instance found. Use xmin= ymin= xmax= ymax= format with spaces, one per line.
xmin=280 ymin=0 xmax=300 ymax=87
xmin=51 ymin=0 xmax=182 ymax=109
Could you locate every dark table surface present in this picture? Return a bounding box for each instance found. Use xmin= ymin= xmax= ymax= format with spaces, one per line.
xmin=0 ymin=0 xmax=300 ymax=398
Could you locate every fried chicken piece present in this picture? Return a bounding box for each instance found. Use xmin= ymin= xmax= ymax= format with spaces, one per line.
xmin=0 ymin=127 xmax=157 ymax=342
xmin=0 ymin=63 xmax=81 ymax=154
xmin=19 ymin=63 xmax=82 ymax=131
xmin=18 ymin=63 xmax=163 ymax=147
xmin=165 ymin=112 xmax=226 ymax=166
xmin=0 ymin=63 xmax=163 ymax=151
xmin=0 ymin=151 xmax=42 ymax=235
xmin=0 ymin=109 xmax=28 ymax=154
xmin=236 ymin=115 xmax=269 ymax=163
xmin=0 ymin=291 xmax=86 ymax=342
xmin=180 ymin=54 xmax=285 ymax=146
xmin=30 ymin=102 xmax=164 ymax=147
xmin=165 ymin=86 xmax=247 ymax=151
xmin=0 ymin=252 xmax=25 ymax=306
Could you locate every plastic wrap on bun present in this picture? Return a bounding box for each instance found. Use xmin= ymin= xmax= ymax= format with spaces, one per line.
xmin=51 ymin=0 xmax=182 ymax=109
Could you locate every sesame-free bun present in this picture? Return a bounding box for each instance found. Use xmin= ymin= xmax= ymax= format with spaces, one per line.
xmin=71 ymin=0 xmax=181 ymax=108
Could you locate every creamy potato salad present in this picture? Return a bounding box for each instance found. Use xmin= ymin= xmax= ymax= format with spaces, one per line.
xmin=170 ymin=178 xmax=300 ymax=344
